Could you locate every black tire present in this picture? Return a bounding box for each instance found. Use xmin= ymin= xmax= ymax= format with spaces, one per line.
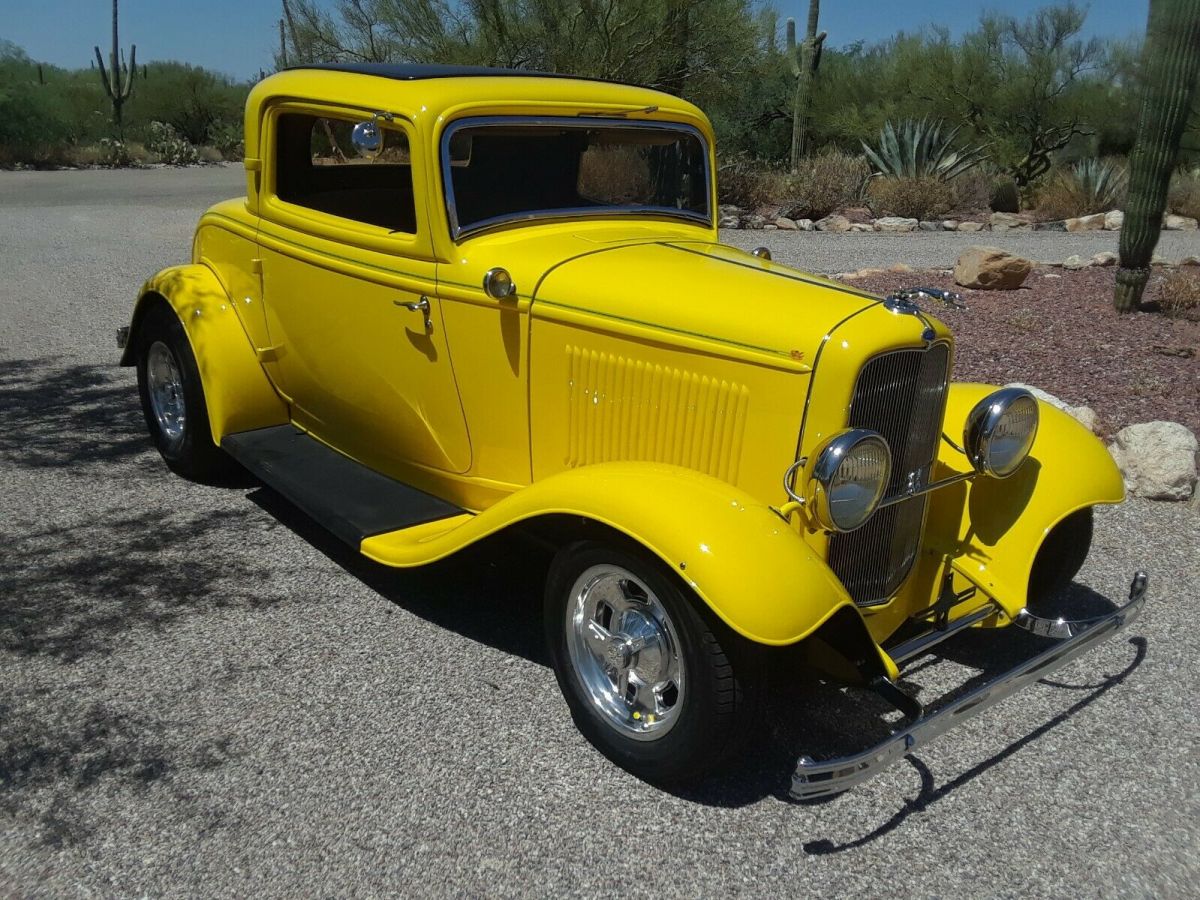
xmin=544 ymin=539 xmax=760 ymax=784
xmin=135 ymin=302 xmax=234 ymax=481
xmin=1028 ymin=507 xmax=1094 ymax=602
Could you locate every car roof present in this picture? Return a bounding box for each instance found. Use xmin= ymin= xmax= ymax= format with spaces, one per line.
xmin=286 ymin=62 xmax=641 ymax=89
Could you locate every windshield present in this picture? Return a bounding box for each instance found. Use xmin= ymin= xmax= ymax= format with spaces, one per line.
xmin=442 ymin=117 xmax=711 ymax=237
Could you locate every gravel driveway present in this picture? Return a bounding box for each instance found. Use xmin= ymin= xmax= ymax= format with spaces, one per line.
xmin=1 ymin=167 xmax=1197 ymax=898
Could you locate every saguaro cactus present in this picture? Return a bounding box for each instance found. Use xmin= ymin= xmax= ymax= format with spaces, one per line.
xmin=93 ymin=0 xmax=136 ymax=136
xmin=1115 ymin=0 xmax=1200 ymax=312
xmin=787 ymin=0 xmax=827 ymax=172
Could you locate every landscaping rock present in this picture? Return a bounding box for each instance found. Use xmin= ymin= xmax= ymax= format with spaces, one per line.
xmin=942 ymin=220 xmax=959 ymax=231
xmin=718 ymin=214 xmax=740 ymax=228
xmin=918 ymin=220 xmax=940 ymax=232
xmin=874 ymin=216 xmax=919 ymax=232
xmin=1065 ymin=213 xmax=1105 ymax=232
xmin=1092 ymin=251 xmax=1119 ymax=267
xmin=989 ymin=212 xmax=1030 ymax=232
xmin=815 ymin=214 xmax=851 ymax=233
xmin=889 ymin=263 xmax=914 ymax=273
xmin=848 ymin=222 xmax=874 ymax=232
xmin=957 ymin=221 xmax=985 ymax=232
xmin=1104 ymin=210 xmax=1124 ymax=230
xmin=1033 ymin=219 xmax=1067 ymax=231
xmin=1164 ymin=214 xmax=1199 ymax=231
xmin=742 ymin=213 xmax=767 ymax=230
xmin=954 ymin=246 xmax=1033 ymax=290
xmin=1152 ymin=254 xmax=1172 ymax=266
xmin=1108 ymin=421 xmax=1198 ymax=501
xmin=1062 ymin=254 xmax=1090 ymax=270
xmin=795 ymin=218 xmax=814 ymax=231
xmin=774 ymin=216 xmax=798 ymax=230
xmin=1006 ymin=383 xmax=1100 ymax=434
xmin=1180 ymin=255 xmax=1200 ymax=266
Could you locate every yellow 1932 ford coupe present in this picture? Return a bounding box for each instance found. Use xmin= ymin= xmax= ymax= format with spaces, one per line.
xmin=118 ymin=63 xmax=1146 ymax=798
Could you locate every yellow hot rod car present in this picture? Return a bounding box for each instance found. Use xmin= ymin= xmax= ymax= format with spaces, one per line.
xmin=118 ymin=63 xmax=1146 ymax=798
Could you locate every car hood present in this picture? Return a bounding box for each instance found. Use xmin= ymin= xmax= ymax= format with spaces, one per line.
xmin=529 ymin=237 xmax=885 ymax=368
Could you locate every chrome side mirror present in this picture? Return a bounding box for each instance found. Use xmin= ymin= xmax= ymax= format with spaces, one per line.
xmin=351 ymin=111 xmax=393 ymax=160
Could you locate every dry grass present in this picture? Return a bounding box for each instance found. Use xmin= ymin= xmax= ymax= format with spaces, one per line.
xmin=1168 ymin=169 xmax=1200 ymax=219
xmin=865 ymin=175 xmax=953 ymax=220
xmin=578 ymin=146 xmax=653 ymax=204
xmin=1157 ymin=269 xmax=1200 ymax=321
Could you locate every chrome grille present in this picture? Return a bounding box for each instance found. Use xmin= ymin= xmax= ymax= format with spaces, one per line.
xmin=829 ymin=343 xmax=951 ymax=607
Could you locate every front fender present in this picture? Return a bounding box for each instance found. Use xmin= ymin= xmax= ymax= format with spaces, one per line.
xmin=362 ymin=462 xmax=871 ymax=651
xmin=927 ymin=383 xmax=1124 ymax=615
xmin=121 ymin=264 xmax=288 ymax=443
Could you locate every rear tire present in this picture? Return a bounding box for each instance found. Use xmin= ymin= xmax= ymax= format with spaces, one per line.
xmin=544 ymin=539 xmax=760 ymax=784
xmin=135 ymin=303 xmax=234 ymax=481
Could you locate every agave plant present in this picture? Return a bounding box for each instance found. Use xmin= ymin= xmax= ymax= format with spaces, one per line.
xmin=861 ymin=118 xmax=989 ymax=182
xmin=1058 ymin=158 xmax=1128 ymax=213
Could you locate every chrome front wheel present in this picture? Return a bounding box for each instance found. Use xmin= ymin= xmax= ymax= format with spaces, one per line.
xmin=145 ymin=340 xmax=186 ymax=451
xmin=565 ymin=565 xmax=685 ymax=740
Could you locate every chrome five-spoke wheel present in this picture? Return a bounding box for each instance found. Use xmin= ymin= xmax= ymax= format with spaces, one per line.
xmin=566 ymin=565 xmax=685 ymax=740
xmin=145 ymin=340 xmax=186 ymax=450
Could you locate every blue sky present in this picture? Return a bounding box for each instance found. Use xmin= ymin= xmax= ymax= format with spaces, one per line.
xmin=0 ymin=0 xmax=1149 ymax=82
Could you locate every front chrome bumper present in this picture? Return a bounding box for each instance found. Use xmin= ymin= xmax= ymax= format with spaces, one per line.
xmin=792 ymin=571 xmax=1148 ymax=800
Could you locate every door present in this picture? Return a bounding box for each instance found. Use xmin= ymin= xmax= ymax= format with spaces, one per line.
xmin=256 ymin=108 xmax=471 ymax=478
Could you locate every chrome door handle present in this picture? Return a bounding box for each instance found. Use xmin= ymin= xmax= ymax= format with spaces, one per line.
xmin=394 ymin=295 xmax=433 ymax=333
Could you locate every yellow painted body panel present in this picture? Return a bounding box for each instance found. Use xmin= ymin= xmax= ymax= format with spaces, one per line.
xmin=361 ymin=462 xmax=867 ymax=649
xmin=130 ymin=263 xmax=289 ymax=442
xmin=128 ymin=68 xmax=1128 ymax=658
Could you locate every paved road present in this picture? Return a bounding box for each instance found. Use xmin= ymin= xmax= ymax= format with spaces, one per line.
xmin=1 ymin=167 xmax=1197 ymax=898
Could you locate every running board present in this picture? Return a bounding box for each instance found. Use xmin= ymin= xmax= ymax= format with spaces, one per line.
xmin=222 ymin=425 xmax=464 ymax=548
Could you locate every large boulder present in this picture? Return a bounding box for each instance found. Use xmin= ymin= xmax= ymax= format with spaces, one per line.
xmin=1062 ymin=254 xmax=1090 ymax=270
xmin=954 ymin=246 xmax=1033 ymax=290
xmin=1005 ymin=383 xmax=1099 ymax=433
xmin=1108 ymin=421 xmax=1198 ymax=501
xmin=1065 ymin=213 xmax=1106 ymax=232
xmin=815 ymin=214 xmax=851 ymax=233
xmin=874 ymin=216 xmax=919 ymax=232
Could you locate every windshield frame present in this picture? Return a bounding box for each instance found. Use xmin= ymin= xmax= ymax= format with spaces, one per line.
xmin=439 ymin=115 xmax=713 ymax=240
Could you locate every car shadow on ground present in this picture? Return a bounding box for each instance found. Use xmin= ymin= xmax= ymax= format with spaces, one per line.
xmin=246 ymin=482 xmax=1149 ymax=829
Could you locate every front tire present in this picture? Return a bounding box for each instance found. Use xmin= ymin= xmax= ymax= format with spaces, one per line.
xmin=545 ymin=540 xmax=759 ymax=784
xmin=135 ymin=303 xmax=233 ymax=481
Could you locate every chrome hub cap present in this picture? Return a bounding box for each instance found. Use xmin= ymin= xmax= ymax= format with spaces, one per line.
xmin=566 ymin=565 xmax=685 ymax=740
xmin=146 ymin=341 xmax=186 ymax=449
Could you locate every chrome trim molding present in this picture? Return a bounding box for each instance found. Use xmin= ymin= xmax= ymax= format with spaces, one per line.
xmin=791 ymin=570 xmax=1149 ymax=799
xmin=886 ymin=603 xmax=1000 ymax=663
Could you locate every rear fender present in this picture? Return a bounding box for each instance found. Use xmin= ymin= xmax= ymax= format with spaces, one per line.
xmin=120 ymin=264 xmax=288 ymax=443
xmin=927 ymin=383 xmax=1124 ymax=616
xmin=362 ymin=461 xmax=892 ymax=676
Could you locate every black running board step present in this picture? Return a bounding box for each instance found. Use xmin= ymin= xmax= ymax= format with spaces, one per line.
xmin=222 ymin=425 xmax=463 ymax=547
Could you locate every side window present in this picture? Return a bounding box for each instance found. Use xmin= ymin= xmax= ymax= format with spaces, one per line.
xmin=274 ymin=113 xmax=417 ymax=234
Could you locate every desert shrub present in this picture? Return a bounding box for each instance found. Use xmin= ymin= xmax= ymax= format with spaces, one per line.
xmin=144 ymin=120 xmax=200 ymax=165
xmin=861 ymin=117 xmax=988 ymax=181
xmin=0 ymin=52 xmax=75 ymax=166
xmin=96 ymin=137 xmax=135 ymax=167
xmin=209 ymin=122 xmax=244 ymax=161
xmin=989 ymin=176 xmax=1021 ymax=212
xmin=865 ymin=175 xmax=953 ymax=220
xmin=1035 ymin=157 xmax=1127 ymax=220
xmin=1168 ymin=168 xmax=1200 ymax=219
xmin=717 ymin=156 xmax=783 ymax=210
xmin=778 ymin=150 xmax=871 ymax=219
xmin=941 ymin=169 xmax=993 ymax=213
xmin=1157 ymin=269 xmax=1200 ymax=321
xmin=578 ymin=145 xmax=654 ymax=203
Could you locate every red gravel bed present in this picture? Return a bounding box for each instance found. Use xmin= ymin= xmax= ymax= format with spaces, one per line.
xmin=845 ymin=267 xmax=1200 ymax=438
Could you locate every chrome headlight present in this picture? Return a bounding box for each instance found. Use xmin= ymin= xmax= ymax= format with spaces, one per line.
xmin=964 ymin=387 xmax=1039 ymax=478
xmin=808 ymin=429 xmax=892 ymax=532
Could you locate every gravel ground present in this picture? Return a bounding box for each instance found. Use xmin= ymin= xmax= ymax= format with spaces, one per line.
xmin=1 ymin=167 xmax=1198 ymax=898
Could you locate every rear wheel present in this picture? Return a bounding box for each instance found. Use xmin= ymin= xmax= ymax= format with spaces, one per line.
xmin=545 ymin=540 xmax=760 ymax=784
xmin=135 ymin=303 xmax=233 ymax=481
